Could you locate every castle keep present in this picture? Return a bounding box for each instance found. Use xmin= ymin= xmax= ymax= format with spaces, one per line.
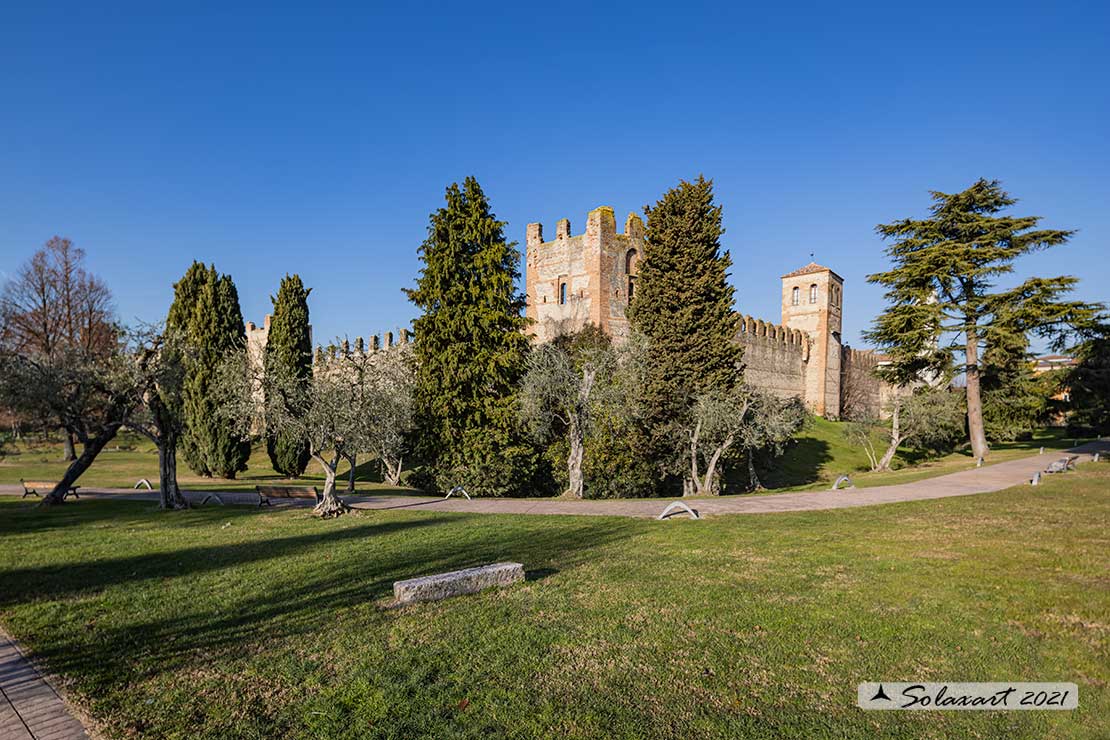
xmin=525 ymin=206 xmax=641 ymax=343
xmin=525 ymin=206 xmax=888 ymax=420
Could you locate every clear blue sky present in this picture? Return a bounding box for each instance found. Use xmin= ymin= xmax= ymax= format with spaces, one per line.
xmin=1 ymin=1 xmax=1106 ymax=349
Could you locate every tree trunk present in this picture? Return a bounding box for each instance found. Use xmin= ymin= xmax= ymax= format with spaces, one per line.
xmin=312 ymin=453 xmax=350 ymax=518
xmin=965 ymin=329 xmax=990 ymax=460
xmin=61 ymin=430 xmax=76 ymax=462
xmin=877 ymin=401 xmax=901 ymax=472
xmin=566 ymin=420 xmax=585 ymax=498
xmin=42 ymin=424 xmax=122 ymax=505
xmin=157 ymin=434 xmax=188 ymax=510
xmin=345 ymin=453 xmax=357 ymax=492
xmin=686 ymin=421 xmax=702 ymax=496
xmin=700 ymin=438 xmax=731 ymax=496
xmin=382 ymin=455 xmax=403 ymax=487
xmin=747 ymin=451 xmax=764 ymax=491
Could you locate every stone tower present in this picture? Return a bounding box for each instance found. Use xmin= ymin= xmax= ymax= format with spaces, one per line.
xmin=780 ymin=263 xmax=844 ymax=418
xmin=525 ymin=206 xmax=644 ymax=344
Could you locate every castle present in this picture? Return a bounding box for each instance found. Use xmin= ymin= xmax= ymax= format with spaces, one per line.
xmin=525 ymin=205 xmax=892 ymax=419
xmin=244 ymin=204 xmax=892 ymax=420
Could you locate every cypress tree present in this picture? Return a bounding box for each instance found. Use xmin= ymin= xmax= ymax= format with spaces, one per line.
xmin=264 ymin=275 xmax=313 ymax=476
xmin=405 ymin=177 xmax=535 ymax=496
xmin=167 ymin=262 xmax=251 ymax=478
xmin=866 ymin=179 xmax=1099 ymax=459
xmin=627 ymin=175 xmax=743 ymax=489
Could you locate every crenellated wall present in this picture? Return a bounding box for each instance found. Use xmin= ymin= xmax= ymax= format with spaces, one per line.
xmin=314 ymin=328 xmax=412 ymax=365
xmin=525 ymin=207 xmax=643 ymax=344
xmin=736 ymin=314 xmax=810 ymax=400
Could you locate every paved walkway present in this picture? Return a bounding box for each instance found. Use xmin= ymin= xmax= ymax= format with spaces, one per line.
xmin=3 ymin=443 xmax=1106 ymax=519
xmin=0 ymin=630 xmax=88 ymax=740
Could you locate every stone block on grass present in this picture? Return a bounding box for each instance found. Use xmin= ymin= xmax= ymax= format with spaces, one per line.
xmin=393 ymin=562 xmax=525 ymax=604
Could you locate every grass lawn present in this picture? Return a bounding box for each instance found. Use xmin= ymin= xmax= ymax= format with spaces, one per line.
xmin=1 ymin=425 xmax=1091 ymax=501
xmin=0 ymin=432 xmax=418 ymax=495
xmin=763 ymin=419 xmax=1088 ymax=492
xmin=1 ymin=466 xmax=1107 ymax=738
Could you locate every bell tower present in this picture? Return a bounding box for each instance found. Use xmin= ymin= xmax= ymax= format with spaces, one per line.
xmin=781 ymin=263 xmax=844 ymax=418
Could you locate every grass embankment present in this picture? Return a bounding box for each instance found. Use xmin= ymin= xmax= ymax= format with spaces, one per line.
xmin=765 ymin=419 xmax=1086 ymax=491
xmin=1 ymin=465 xmax=1107 ymax=738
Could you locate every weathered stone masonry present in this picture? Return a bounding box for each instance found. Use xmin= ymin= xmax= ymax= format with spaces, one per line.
xmin=525 ymin=207 xmax=891 ymax=419
xmin=525 ymin=206 xmax=642 ymax=344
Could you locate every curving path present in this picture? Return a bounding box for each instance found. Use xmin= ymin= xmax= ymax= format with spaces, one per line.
xmin=3 ymin=443 xmax=1106 ymax=519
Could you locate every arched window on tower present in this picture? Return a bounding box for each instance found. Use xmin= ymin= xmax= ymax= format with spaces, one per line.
xmin=559 ymin=281 xmax=567 ymax=305
xmin=625 ymin=249 xmax=639 ymax=302
xmin=833 ymin=285 xmax=840 ymax=306
xmin=809 ymin=283 xmax=818 ymax=304
xmin=791 ymin=286 xmax=800 ymax=306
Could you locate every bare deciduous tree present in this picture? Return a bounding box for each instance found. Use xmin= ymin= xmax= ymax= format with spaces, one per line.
xmin=1 ymin=237 xmax=115 ymax=461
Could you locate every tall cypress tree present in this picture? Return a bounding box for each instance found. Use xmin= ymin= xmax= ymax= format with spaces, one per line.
xmin=264 ymin=275 xmax=313 ymax=476
xmin=627 ymin=176 xmax=743 ymax=489
xmin=167 ymin=262 xmax=251 ymax=478
xmin=405 ymin=177 xmax=534 ymax=496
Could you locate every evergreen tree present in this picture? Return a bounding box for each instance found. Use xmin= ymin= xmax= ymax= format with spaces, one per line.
xmin=627 ymin=175 xmax=743 ymax=491
xmin=1067 ymin=325 xmax=1110 ymax=435
xmin=980 ymin=321 xmax=1047 ymax=442
xmin=167 ymin=262 xmax=251 ymax=478
xmin=405 ymin=177 xmax=535 ymax=496
xmin=866 ymin=179 xmax=1098 ymax=460
xmin=264 ymin=275 xmax=313 ymax=476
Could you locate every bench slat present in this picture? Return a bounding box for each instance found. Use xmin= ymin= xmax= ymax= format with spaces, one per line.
xmin=254 ymin=485 xmax=320 ymax=507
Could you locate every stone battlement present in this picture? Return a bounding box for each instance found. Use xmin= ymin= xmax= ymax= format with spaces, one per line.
xmin=526 ymin=206 xmax=644 ymax=248
xmin=525 ymin=206 xmax=644 ymax=343
xmin=737 ymin=314 xmax=810 ymax=358
xmin=314 ymin=328 xmax=411 ymax=363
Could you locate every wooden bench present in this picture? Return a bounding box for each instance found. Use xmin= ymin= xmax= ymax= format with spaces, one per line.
xmin=20 ymin=480 xmax=80 ymax=499
xmin=255 ymin=485 xmax=320 ymax=507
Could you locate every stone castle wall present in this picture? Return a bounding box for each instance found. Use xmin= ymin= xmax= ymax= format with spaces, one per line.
xmin=526 ymin=207 xmax=642 ymax=344
xmin=736 ymin=315 xmax=810 ymax=400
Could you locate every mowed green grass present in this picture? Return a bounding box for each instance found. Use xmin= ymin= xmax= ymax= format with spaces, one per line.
xmin=763 ymin=419 xmax=1085 ymax=492
xmin=1 ymin=466 xmax=1108 ymax=738
xmin=1 ymin=424 xmax=1089 ymax=498
xmin=0 ymin=432 xmax=416 ymax=494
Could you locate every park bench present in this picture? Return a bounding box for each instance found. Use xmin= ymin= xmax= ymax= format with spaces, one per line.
xmin=19 ymin=480 xmax=79 ymax=500
xmin=1044 ymin=455 xmax=1079 ymax=474
xmin=255 ymin=485 xmax=320 ymax=507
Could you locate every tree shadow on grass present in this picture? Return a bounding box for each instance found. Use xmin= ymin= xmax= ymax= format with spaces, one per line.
xmin=731 ymin=437 xmax=833 ymax=491
xmin=0 ymin=502 xmax=638 ymax=691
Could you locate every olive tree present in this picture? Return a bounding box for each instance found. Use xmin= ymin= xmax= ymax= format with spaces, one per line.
xmin=369 ymin=344 xmax=416 ymax=486
xmin=127 ymin=326 xmax=189 ymax=510
xmin=739 ymin=392 xmax=807 ymax=491
xmin=847 ymin=387 xmax=965 ymax=472
xmin=0 ymin=333 xmax=143 ymax=506
xmin=686 ymin=387 xmax=806 ymax=495
xmin=520 ymin=342 xmax=612 ymax=498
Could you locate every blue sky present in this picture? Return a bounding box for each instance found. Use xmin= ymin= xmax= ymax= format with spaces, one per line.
xmin=1 ymin=1 xmax=1106 ymax=349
